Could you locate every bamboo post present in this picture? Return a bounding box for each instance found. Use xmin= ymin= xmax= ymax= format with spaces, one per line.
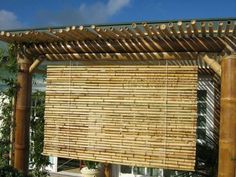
xmin=14 ymin=53 xmax=32 ymax=175
xmin=104 ymin=163 xmax=111 ymax=177
xmin=218 ymin=54 xmax=236 ymax=177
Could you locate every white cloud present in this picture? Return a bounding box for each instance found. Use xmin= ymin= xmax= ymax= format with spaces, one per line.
xmin=36 ymin=0 xmax=131 ymax=26
xmin=107 ymin=0 xmax=131 ymax=16
xmin=0 ymin=10 xmax=22 ymax=30
xmin=80 ymin=0 xmax=131 ymax=22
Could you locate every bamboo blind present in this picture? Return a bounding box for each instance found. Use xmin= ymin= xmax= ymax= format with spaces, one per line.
xmin=43 ymin=65 xmax=198 ymax=171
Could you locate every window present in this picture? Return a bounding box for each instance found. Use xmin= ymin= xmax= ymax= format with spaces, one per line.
xmin=119 ymin=166 xmax=163 ymax=177
xmin=197 ymin=90 xmax=207 ymax=142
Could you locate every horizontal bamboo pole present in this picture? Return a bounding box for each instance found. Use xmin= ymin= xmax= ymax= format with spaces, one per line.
xmin=202 ymin=55 xmax=221 ymax=76
xmin=45 ymin=52 xmax=200 ymax=61
xmin=29 ymin=57 xmax=44 ymax=73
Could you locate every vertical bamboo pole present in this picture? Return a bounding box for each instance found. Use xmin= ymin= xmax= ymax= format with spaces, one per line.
xmin=104 ymin=163 xmax=111 ymax=177
xmin=14 ymin=53 xmax=32 ymax=175
xmin=218 ymin=54 xmax=236 ymax=177
xmin=10 ymin=96 xmax=16 ymax=166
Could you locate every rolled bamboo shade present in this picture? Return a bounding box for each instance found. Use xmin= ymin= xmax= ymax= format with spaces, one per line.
xmin=43 ymin=65 xmax=198 ymax=171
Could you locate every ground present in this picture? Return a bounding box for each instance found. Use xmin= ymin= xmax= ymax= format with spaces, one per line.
xmin=50 ymin=172 xmax=81 ymax=177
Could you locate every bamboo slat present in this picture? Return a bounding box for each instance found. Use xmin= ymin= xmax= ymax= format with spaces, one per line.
xmin=191 ymin=20 xmax=199 ymax=37
xmin=43 ymin=65 xmax=198 ymax=171
xmin=177 ymin=21 xmax=185 ymax=37
xmin=224 ymin=21 xmax=231 ymax=35
xmin=217 ymin=22 xmax=224 ymax=37
xmin=208 ymin=22 xmax=214 ymax=37
xmin=168 ymin=23 xmax=178 ymax=38
xmin=233 ymin=22 xmax=236 ymax=35
xmin=201 ymin=22 xmax=206 ymax=37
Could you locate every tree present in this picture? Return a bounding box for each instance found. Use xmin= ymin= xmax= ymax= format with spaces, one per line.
xmin=0 ymin=45 xmax=49 ymax=176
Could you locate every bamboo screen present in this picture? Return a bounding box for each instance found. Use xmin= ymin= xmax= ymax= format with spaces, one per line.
xmin=44 ymin=65 xmax=198 ymax=171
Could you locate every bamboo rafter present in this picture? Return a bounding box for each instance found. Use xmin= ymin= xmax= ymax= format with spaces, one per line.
xmin=0 ymin=19 xmax=235 ymax=61
xmin=23 ymin=37 xmax=229 ymax=56
xmin=0 ymin=20 xmax=235 ymax=44
xmin=44 ymin=52 xmax=199 ymax=61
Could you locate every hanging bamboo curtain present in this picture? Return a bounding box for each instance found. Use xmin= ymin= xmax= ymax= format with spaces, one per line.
xmin=43 ymin=65 xmax=198 ymax=171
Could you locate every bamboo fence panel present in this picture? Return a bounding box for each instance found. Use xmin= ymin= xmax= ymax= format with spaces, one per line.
xmin=43 ymin=65 xmax=197 ymax=171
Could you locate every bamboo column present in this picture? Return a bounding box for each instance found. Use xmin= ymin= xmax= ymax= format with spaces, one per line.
xmin=14 ymin=53 xmax=32 ymax=175
xmin=218 ymin=54 xmax=236 ymax=177
xmin=104 ymin=163 xmax=111 ymax=177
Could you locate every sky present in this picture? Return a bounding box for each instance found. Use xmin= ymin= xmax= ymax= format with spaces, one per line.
xmin=0 ymin=0 xmax=236 ymax=30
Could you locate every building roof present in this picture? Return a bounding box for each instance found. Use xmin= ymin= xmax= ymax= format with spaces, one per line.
xmin=0 ymin=18 xmax=235 ymax=62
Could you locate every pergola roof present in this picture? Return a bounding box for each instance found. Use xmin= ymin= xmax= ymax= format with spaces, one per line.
xmin=0 ymin=18 xmax=235 ymax=62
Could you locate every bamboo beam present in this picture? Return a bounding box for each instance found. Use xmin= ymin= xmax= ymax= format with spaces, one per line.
xmin=14 ymin=53 xmax=32 ymax=175
xmin=202 ymin=55 xmax=221 ymax=76
xmin=29 ymin=57 xmax=44 ymax=74
xmin=218 ymin=54 xmax=236 ymax=177
xmin=45 ymin=52 xmax=200 ymax=61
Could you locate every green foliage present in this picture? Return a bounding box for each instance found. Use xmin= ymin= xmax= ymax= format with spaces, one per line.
xmin=30 ymin=91 xmax=50 ymax=177
xmin=84 ymin=161 xmax=99 ymax=169
xmin=0 ymin=44 xmax=17 ymax=166
xmin=0 ymin=45 xmax=49 ymax=176
xmin=0 ymin=165 xmax=25 ymax=177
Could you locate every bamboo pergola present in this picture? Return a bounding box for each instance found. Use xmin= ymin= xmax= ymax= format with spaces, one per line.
xmin=0 ymin=18 xmax=236 ymax=177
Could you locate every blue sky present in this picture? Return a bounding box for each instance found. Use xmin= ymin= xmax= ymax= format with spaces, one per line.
xmin=0 ymin=0 xmax=236 ymax=30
